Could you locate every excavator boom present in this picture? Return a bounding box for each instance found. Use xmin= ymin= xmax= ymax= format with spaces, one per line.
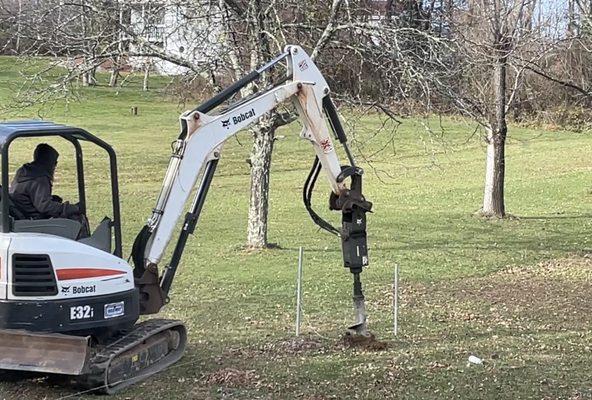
xmin=132 ymin=45 xmax=372 ymax=335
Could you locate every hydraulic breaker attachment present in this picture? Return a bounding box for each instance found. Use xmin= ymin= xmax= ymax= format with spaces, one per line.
xmin=0 ymin=329 xmax=90 ymax=375
xmin=321 ymin=95 xmax=372 ymax=335
xmin=330 ymin=169 xmax=372 ymax=336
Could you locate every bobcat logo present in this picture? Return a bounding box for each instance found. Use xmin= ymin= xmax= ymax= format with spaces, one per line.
xmin=221 ymin=119 xmax=231 ymax=129
xmin=61 ymin=286 xmax=71 ymax=294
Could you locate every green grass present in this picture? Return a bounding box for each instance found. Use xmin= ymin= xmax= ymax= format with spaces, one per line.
xmin=0 ymin=56 xmax=591 ymax=399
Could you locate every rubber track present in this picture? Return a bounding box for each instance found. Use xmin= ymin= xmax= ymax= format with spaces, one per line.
xmin=77 ymin=319 xmax=187 ymax=395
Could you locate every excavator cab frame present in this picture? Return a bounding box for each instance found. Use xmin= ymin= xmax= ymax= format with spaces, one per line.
xmin=0 ymin=121 xmax=123 ymax=256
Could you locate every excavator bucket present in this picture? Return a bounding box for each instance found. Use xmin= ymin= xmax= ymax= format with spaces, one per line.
xmin=0 ymin=329 xmax=90 ymax=376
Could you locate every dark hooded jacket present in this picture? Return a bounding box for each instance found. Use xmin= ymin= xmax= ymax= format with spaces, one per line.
xmin=9 ymin=149 xmax=79 ymax=220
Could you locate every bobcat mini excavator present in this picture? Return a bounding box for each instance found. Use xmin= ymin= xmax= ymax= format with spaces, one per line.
xmin=0 ymin=45 xmax=372 ymax=394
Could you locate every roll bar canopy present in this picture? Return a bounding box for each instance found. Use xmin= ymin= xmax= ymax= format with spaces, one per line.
xmin=0 ymin=120 xmax=122 ymax=257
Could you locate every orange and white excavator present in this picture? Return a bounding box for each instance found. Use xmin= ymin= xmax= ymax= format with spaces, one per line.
xmin=0 ymin=45 xmax=372 ymax=394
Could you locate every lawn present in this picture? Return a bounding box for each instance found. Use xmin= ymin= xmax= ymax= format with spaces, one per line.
xmin=0 ymin=56 xmax=591 ymax=400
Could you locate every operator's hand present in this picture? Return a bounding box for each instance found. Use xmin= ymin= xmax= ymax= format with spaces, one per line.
xmin=63 ymin=202 xmax=81 ymax=217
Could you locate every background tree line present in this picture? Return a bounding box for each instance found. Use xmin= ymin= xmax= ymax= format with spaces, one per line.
xmin=0 ymin=0 xmax=590 ymax=247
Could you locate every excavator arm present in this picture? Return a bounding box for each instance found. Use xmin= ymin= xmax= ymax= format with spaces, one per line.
xmin=132 ymin=45 xmax=372 ymax=335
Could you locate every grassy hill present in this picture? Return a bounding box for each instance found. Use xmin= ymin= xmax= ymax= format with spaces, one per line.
xmin=0 ymin=56 xmax=591 ymax=399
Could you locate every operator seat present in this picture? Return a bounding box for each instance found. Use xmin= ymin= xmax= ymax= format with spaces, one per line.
xmin=0 ymin=186 xmax=82 ymax=240
xmin=1 ymin=185 xmax=111 ymax=252
xmin=13 ymin=218 xmax=82 ymax=240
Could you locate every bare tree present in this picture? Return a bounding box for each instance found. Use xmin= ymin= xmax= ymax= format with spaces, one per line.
xmin=434 ymin=0 xmax=546 ymax=218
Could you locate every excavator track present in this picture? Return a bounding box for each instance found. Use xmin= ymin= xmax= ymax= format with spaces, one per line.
xmin=77 ymin=319 xmax=187 ymax=395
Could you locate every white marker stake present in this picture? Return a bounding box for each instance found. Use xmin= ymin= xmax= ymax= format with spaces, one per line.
xmin=296 ymin=247 xmax=304 ymax=336
xmin=393 ymin=264 xmax=399 ymax=336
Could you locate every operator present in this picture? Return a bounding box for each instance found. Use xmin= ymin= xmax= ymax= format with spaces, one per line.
xmin=9 ymin=143 xmax=81 ymax=220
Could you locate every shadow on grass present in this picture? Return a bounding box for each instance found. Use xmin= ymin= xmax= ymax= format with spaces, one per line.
xmin=276 ymin=211 xmax=589 ymax=257
xmin=516 ymin=214 xmax=592 ymax=220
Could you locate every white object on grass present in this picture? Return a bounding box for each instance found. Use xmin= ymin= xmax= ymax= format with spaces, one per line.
xmin=468 ymin=355 xmax=483 ymax=365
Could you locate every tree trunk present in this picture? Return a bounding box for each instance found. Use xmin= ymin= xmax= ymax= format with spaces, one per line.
xmin=568 ymin=0 xmax=577 ymax=36
xmin=143 ymin=62 xmax=150 ymax=91
xmin=109 ymin=67 xmax=119 ymax=87
xmin=82 ymin=67 xmax=97 ymax=87
xmin=482 ymin=127 xmax=506 ymax=217
xmin=15 ymin=0 xmax=22 ymax=54
xmin=245 ymin=0 xmax=276 ymax=249
xmin=246 ymin=116 xmax=275 ymax=248
xmin=109 ymin=5 xmax=124 ymax=88
xmin=482 ymin=48 xmax=507 ymax=218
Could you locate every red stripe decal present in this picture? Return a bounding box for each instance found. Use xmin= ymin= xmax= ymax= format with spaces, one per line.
xmin=56 ymin=268 xmax=126 ymax=280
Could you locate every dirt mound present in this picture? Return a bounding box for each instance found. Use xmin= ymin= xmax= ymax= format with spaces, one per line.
xmin=340 ymin=332 xmax=388 ymax=351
